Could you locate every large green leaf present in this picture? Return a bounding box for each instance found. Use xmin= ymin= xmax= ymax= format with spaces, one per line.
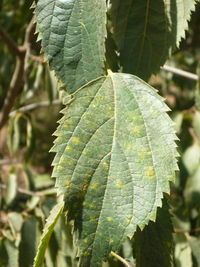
xmin=35 ymin=0 xmax=106 ymax=94
xmin=51 ymin=72 xmax=177 ymax=266
xmin=109 ymin=0 xmax=197 ymax=80
xmin=133 ymin=199 xmax=173 ymax=267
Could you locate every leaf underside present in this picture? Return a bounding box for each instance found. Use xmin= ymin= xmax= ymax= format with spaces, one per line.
xmin=51 ymin=72 xmax=178 ymax=266
xmin=109 ymin=0 xmax=197 ymax=80
xmin=35 ymin=0 xmax=106 ymax=94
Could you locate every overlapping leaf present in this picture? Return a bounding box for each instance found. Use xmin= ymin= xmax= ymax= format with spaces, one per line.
xmin=51 ymin=72 xmax=178 ymax=266
xmin=35 ymin=0 xmax=106 ymax=94
xmin=109 ymin=0 xmax=197 ymax=80
xmin=133 ymin=199 xmax=173 ymax=267
xmin=33 ymin=200 xmax=64 ymax=267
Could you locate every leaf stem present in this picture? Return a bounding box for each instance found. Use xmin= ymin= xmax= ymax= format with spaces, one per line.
xmin=110 ymin=251 xmax=133 ymax=267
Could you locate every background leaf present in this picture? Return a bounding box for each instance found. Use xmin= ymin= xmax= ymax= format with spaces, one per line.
xmin=35 ymin=0 xmax=107 ymax=95
xmin=109 ymin=0 xmax=197 ymax=80
xmin=33 ymin=200 xmax=64 ymax=267
xmin=133 ymin=198 xmax=173 ymax=267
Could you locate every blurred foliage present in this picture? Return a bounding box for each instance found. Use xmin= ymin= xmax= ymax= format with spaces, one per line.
xmin=0 ymin=1 xmax=200 ymax=266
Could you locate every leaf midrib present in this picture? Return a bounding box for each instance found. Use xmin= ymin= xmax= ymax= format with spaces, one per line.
xmin=89 ymin=76 xmax=117 ymax=263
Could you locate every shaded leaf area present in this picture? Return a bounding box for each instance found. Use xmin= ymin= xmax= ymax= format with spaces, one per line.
xmin=109 ymin=0 xmax=197 ymax=80
xmin=51 ymin=72 xmax=177 ymax=266
xmin=33 ymin=200 xmax=64 ymax=267
xmin=133 ymin=198 xmax=173 ymax=267
xmin=35 ymin=0 xmax=106 ymax=95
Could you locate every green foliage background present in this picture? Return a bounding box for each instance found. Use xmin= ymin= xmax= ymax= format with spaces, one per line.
xmin=0 ymin=1 xmax=200 ymax=266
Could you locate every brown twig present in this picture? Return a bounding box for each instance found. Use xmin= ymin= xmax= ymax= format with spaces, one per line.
xmin=0 ymin=57 xmax=25 ymax=128
xmin=0 ymin=159 xmax=19 ymax=166
xmin=0 ymin=18 xmax=36 ymax=130
xmin=0 ymin=183 xmax=56 ymax=197
xmin=0 ymin=26 xmax=22 ymax=57
xmin=174 ymin=228 xmax=200 ymax=233
xmin=9 ymin=99 xmax=61 ymax=117
xmin=0 ymin=183 xmax=42 ymax=197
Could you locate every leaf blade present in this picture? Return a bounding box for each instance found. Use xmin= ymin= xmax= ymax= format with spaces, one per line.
xmin=35 ymin=0 xmax=106 ymax=94
xmin=52 ymin=72 xmax=177 ymax=266
xmin=109 ymin=0 xmax=197 ymax=80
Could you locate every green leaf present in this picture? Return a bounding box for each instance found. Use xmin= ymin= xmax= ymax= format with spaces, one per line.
xmin=133 ymin=198 xmax=173 ymax=267
xmin=33 ymin=200 xmax=64 ymax=267
xmin=52 ymin=72 xmax=177 ymax=266
xmin=193 ymin=111 xmax=200 ymax=140
xmin=182 ymin=142 xmax=200 ymax=176
xmin=19 ymin=217 xmax=39 ymax=267
xmin=188 ymin=236 xmax=200 ymax=266
xmin=35 ymin=0 xmax=106 ymax=94
xmin=109 ymin=0 xmax=197 ymax=80
xmin=4 ymin=239 xmax=19 ymax=267
xmin=6 ymin=171 xmax=17 ymax=206
xmin=174 ymin=233 xmax=193 ymax=267
xmin=184 ymin=166 xmax=200 ymax=206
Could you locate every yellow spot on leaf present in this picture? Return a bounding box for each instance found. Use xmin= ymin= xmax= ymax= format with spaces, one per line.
xmin=127 ymin=219 xmax=131 ymax=224
xmin=64 ymin=181 xmax=71 ymax=188
xmin=67 ymin=159 xmax=74 ymax=166
xmin=132 ymin=126 xmax=141 ymax=135
xmin=115 ymin=181 xmax=124 ymax=189
xmin=90 ymin=183 xmax=97 ymax=190
xmin=63 ymin=119 xmax=73 ymax=128
xmin=89 ymin=203 xmax=94 ymax=209
xmin=65 ymin=146 xmax=72 ymax=152
xmin=145 ymin=166 xmax=155 ymax=178
xmin=83 ymin=239 xmax=88 ymax=244
xmin=71 ymin=137 xmax=80 ymax=145
xmin=107 ymin=217 xmax=113 ymax=222
xmin=103 ymin=161 xmax=109 ymax=170
xmin=56 ymin=166 xmax=64 ymax=171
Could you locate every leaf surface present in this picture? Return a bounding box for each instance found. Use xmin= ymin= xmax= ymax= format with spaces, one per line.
xmin=52 ymin=72 xmax=177 ymax=266
xmin=35 ymin=0 xmax=106 ymax=94
xmin=33 ymin=200 xmax=64 ymax=267
xmin=109 ymin=0 xmax=197 ymax=80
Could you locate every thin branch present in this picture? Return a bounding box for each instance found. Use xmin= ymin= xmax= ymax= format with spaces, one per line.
xmin=0 ymin=183 xmax=56 ymax=197
xmin=0 ymin=18 xmax=35 ymax=130
xmin=174 ymin=228 xmax=200 ymax=233
xmin=0 ymin=57 xmax=25 ymax=129
xmin=161 ymin=65 xmax=199 ymax=81
xmin=0 ymin=183 xmax=42 ymax=197
xmin=0 ymin=26 xmax=22 ymax=56
xmin=9 ymin=99 xmax=62 ymax=117
xmin=110 ymin=251 xmax=133 ymax=267
xmin=0 ymin=159 xmax=19 ymax=166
